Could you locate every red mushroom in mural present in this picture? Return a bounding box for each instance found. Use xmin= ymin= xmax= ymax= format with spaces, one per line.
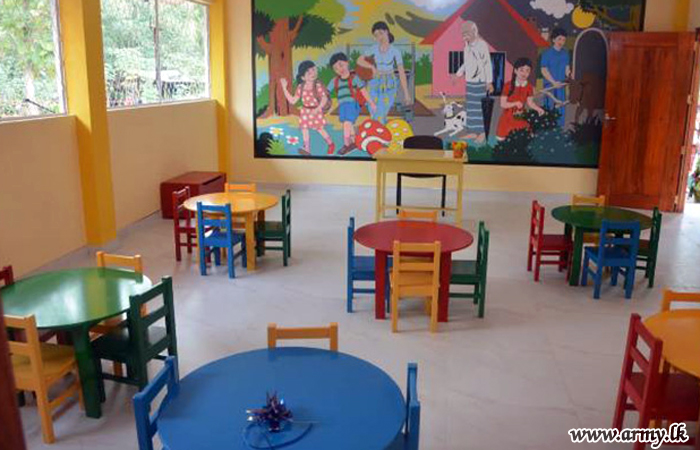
xmin=355 ymin=119 xmax=392 ymax=156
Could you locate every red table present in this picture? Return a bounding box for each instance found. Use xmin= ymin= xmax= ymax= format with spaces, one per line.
xmin=354 ymin=220 xmax=473 ymax=322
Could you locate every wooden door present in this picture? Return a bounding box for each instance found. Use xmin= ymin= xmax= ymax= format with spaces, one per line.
xmin=597 ymin=32 xmax=700 ymax=212
xmin=0 ymin=294 xmax=27 ymax=450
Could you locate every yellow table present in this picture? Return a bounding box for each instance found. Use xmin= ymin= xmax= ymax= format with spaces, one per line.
xmin=374 ymin=149 xmax=466 ymax=226
xmin=645 ymin=310 xmax=700 ymax=379
xmin=184 ymin=192 xmax=279 ymax=271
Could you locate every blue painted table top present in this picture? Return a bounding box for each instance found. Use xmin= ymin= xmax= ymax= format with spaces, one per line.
xmin=158 ymin=348 xmax=406 ymax=450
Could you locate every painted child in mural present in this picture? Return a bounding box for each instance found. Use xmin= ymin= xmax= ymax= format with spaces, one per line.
xmin=327 ymin=52 xmax=376 ymax=156
xmin=540 ymin=28 xmax=571 ymax=128
xmin=452 ymin=20 xmax=493 ymax=144
xmin=356 ymin=21 xmax=411 ymax=124
xmin=496 ymin=58 xmax=545 ymax=141
xmin=279 ymin=61 xmax=334 ymax=156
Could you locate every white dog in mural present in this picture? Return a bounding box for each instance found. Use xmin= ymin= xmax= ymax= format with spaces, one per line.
xmin=434 ymin=92 xmax=467 ymax=137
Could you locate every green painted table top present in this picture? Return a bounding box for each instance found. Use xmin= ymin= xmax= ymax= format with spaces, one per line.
xmin=0 ymin=268 xmax=152 ymax=330
xmin=551 ymin=205 xmax=653 ymax=231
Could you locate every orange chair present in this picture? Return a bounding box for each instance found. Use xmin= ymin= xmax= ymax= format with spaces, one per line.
xmin=390 ymin=241 xmax=441 ymax=333
xmin=92 ymin=252 xmax=144 ymax=376
xmin=226 ymin=183 xmax=257 ymax=193
xmin=267 ymin=323 xmax=338 ymax=351
xmin=6 ymin=315 xmax=82 ymax=444
xmin=661 ymin=289 xmax=700 ymax=312
xmin=2 ymin=265 xmax=59 ymax=344
xmin=572 ymin=194 xmax=606 ymax=244
xmin=398 ymin=208 xmax=438 ymax=222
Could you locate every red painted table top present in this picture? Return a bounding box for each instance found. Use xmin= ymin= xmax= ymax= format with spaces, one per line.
xmin=355 ymin=220 xmax=473 ymax=254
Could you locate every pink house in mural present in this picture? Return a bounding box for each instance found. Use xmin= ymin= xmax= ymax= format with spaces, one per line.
xmin=421 ymin=0 xmax=549 ymax=97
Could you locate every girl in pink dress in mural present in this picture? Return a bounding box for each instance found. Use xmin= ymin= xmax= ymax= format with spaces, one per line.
xmin=496 ymin=58 xmax=545 ymax=141
xmin=280 ymin=61 xmax=335 ymax=156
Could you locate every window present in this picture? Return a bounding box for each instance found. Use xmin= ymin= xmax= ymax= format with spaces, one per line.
xmin=102 ymin=0 xmax=209 ymax=108
xmin=0 ymin=0 xmax=65 ymax=119
xmin=448 ymin=51 xmax=463 ymax=75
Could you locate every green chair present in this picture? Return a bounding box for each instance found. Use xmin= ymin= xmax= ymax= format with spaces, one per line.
xmin=636 ymin=207 xmax=662 ymax=288
xmin=256 ymin=189 xmax=291 ymax=266
xmin=448 ymin=221 xmax=489 ymax=318
xmin=92 ymin=276 xmax=178 ymax=391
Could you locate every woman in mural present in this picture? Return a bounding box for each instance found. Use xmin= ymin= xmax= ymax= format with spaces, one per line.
xmin=280 ymin=61 xmax=335 ymax=156
xmin=496 ymin=58 xmax=544 ymax=141
xmin=357 ymin=21 xmax=411 ymax=124
xmin=541 ymin=28 xmax=571 ymax=128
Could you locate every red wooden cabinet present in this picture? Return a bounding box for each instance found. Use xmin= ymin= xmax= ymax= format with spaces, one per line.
xmin=160 ymin=172 xmax=226 ymax=219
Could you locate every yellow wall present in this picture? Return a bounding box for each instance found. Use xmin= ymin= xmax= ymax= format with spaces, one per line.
xmin=0 ymin=116 xmax=86 ymax=276
xmin=109 ymin=101 xmax=219 ymax=229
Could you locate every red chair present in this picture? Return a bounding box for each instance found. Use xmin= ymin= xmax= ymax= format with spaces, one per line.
xmin=0 ymin=265 xmax=14 ymax=286
xmin=613 ymin=314 xmax=699 ymax=449
xmin=172 ymin=187 xmax=197 ymax=261
xmin=527 ymin=201 xmax=572 ymax=282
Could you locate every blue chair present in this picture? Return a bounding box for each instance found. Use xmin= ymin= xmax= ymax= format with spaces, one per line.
xmin=133 ymin=356 xmax=179 ymax=450
xmin=347 ymin=217 xmax=390 ymax=313
xmin=581 ymin=220 xmax=641 ymax=299
xmin=196 ymin=202 xmax=246 ymax=279
xmin=398 ymin=363 xmax=420 ymax=450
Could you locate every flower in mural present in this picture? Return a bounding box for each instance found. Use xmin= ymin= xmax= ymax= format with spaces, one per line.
xmin=270 ymin=127 xmax=284 ymax=138
xmin=286 ymin=135 xmax=300 ymax=146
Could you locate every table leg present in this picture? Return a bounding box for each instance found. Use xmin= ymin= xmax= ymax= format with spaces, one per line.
xmin=569 ymin=228 xmax=584 ymax=287
xmin=257 ymin=210 xmax=266 ymax=256
xmin=375 ymin=164 xmax=382 ymax=222
xmin=375 ymin=251 xmax=388 ymax=320
xmin=456 ymin=173 xmax=464 ymax=227
xmin=70 ymin=326 xmax=102 ymax=419
xmin=245 ymin=213 xmax=257 ymax=271
xmin=439 ymin=254 xmax=452 ymax=322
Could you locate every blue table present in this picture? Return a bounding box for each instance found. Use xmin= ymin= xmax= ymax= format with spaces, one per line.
xmin=158 ymin=348 xmax=406 ymax=450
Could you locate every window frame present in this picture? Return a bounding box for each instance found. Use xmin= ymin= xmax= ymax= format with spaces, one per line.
xmin=104 ymin=0 xmax=212 ymax=111
xmin=0 ymin=0 xmax=67 ymax=123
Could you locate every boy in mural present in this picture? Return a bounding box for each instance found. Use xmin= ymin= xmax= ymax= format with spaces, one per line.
xmin=496 ymin=57 xmax=545 ymax=141
xmin=452 ymin=20 xmax=493 ymax=144
xmin=327 ymin=52 xmax=376 ymax=156
xmin=541 ymin=28 xmax=571 ymax=127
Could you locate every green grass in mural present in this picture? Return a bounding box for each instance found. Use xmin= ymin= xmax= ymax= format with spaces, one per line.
xmin=266 ymin=139 xmax=288 ymax=156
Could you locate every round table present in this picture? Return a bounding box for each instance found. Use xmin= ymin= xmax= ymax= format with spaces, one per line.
xmin=645 ymin=310 xmax=700 ymax=379
xmin=184 ymin=192 xmax=279 ymax=271
xmin=354 ymin=220 xmax=473 ymax=321
xmin=1 ymin=268 xmax=151 ymax=418
xmin=551 ymin=206 xmax=653 ymax=286
xmin=158 ymin=348 xmax=406 ymax=450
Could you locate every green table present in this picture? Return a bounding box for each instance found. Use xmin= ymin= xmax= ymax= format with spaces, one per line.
xmin=0 ymin=268 xmax=151 ymax=418
xmin=551 ymin=206 xmax=653 ymax=287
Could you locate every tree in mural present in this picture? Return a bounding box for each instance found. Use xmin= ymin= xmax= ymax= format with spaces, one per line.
xmin=578 ymin=0 xmax=644 ymax=30
xmin=254 ymin=0 xmax=345 ymax=118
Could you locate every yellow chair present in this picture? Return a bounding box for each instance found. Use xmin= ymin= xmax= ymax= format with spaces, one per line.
xmin=267 ymin=323 xmax=338 ymax=351
xmin=390 ymin=241 xmax=441 ymax=333
xmin=6 ymin=315 xmax=82 ymax=444
xmin=398 ymin=208 xmax=438 ymax=222
xmin=92 ymin=251 xmax=144 ymax=376
xmin=572 ymin=194 xmax=606 ymax=244
xmin=225 ymin=183 xmax=257 ymax=193
xmin=661 ymin=289 xmax=700 ymax=312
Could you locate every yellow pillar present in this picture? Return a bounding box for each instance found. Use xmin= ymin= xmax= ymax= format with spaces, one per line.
xmin=209 ymin=0 xmax=232 ymax=178
xmin=676 ymin=0 xmax=691 ymax=31
xmin=58 ymin=0 xmax=116 ymax=244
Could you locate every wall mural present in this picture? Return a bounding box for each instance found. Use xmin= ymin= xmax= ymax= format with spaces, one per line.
xmin=252 ymin=0 xmax=646 ymax=167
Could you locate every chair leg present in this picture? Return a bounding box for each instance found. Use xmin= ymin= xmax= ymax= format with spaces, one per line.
xmin=648 ymin=260 xmax=656 ymax=289
xmin=228 ymin=246 xmax=235 ymax=279
xmin=396 ymin=174 xmax=402 ymax=214
xmin=36 ymin=388 xmax=55 ymax=444
xmin=391 ymin=291 xmax=399 ymax=333
xmin=527 ymin=243 xmax=533 ymax=272
xmin=581 ymin=255 xmax=590 ymax=286
xmin=610 ymin=267 xmax=619 ymax=286
xmin=593 ymin=266 xmax=603 ymax=299
xmin=430 ymin=294 xmax=439 ymax=333
xmin=347 ymin=274 xmax=354 ymax=313
xmin=534 ymin=249 xmax=542 ymax=282
xmin=625 ymin=266 xmax=635 ymax=299
xmin=477 ymin=287 xmax=486 ymax=319
xmin=175 ymin=234 xmax=182 ymax=261
xmin=283 ymin=236 xmax=289 ymax=267
xmin=199 ymin=246 xmax=207 ymax=276
xmin=440 ymin=176 xmax=447 ymax=217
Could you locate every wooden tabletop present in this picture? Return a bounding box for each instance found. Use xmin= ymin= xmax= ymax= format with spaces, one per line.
xmin=183 ymin=192 xmax=279 ymax=215
xmin=645 ymin=310 xmax=700 ymax=379
xmin=1 ymin=268 xmax=152 ymax=329
xmin=355 ymin=220 xmax=473 ymax=254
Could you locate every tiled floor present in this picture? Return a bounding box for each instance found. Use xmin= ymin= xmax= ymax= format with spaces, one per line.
xmin=18 ymin=185 xmax=700 ymax=449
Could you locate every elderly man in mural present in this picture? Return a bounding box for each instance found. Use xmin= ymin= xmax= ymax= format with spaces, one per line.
xmin=541 ymin=28 xmax=571 ymax=128
xmin=452 ymin=20 xmax=493 ymax=144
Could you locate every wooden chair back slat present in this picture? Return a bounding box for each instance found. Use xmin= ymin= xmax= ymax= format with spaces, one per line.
xmin=267 ymin=323 xmax=339 ymax=351
xmin=398 ymin=209 xmax=438 ymax=222
xmin=661 ymin=289 xmax=700 ymax=312
xmin=225 ymin=183 xmax=256 ymax=193
xmin=572 ymin=194 xmax=606 ymax=207
xmin=96 ymin=252 xmax=143 ymax=274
